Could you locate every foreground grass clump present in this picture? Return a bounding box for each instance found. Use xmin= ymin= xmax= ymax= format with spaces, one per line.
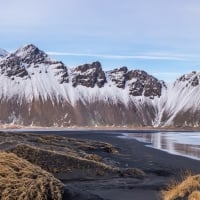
xmin=9 ymin=144 xmax=112 ymax=173
xmin=162 ymin=174 xmax=200 ymax=200
xmin=0 ymin=132 xmax=145 ymax=180
xmin=0 ymin=152 xmax=63 ymax=200
xmin=9 ymin=143 xmax=145 ymax=179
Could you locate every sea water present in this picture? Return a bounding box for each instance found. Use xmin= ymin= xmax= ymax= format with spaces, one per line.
xmin=119 ymin=132 xmax=200 ymax=160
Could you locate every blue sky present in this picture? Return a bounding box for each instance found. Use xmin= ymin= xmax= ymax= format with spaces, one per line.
xmin=1 ymin=0 xmax=200 ymax=82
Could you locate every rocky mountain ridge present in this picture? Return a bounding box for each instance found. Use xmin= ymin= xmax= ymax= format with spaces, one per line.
xmin=0 ymin=44 xmax=199 ymax=128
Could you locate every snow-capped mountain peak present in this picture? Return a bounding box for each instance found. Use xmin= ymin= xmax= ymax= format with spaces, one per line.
xmin=176 ymin=71 xmax=200 ymax=87
xmin=0 ymin=44 xmax=69 ymax=82
xmin=13 ymin=44 xmax=49 ymax=64
xmin=71 ymin=61 xmax=107 ymax=88
xmin=0 ymin=44 xmax=199 ymax=128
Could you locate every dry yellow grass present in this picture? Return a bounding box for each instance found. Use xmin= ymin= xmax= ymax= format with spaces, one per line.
xmin=188 ymin=191 xmax=200 ymax=200
xmin=9 ymin=143 xmax=111 ymax=173
xmin=0 ymin=132 xmax=145 ymax=182
xmin=0 ymin=152 xmax=63 ymax=200
xmin=162 ymin=174 xmax=200 ymax=200
xmin=8 ymin=143 xmax=145 ymax=180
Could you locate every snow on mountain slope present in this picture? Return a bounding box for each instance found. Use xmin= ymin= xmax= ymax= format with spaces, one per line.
xmin=0 ymin=48 xmax=8 ymax=59
xmin=0 ymin=44 xmax=199 ymax=127
xmin=0 ymin=44 xmax=163 ymax=105
xmin=0 ymin=44 xmax=69 ymax=102
xmin=158 ymin=71 xmax=200 ymax=127
xmin=0 ymin=44 xmax=165 ymax=126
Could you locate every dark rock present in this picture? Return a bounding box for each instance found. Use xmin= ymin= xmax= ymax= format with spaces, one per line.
xmin=53 ymin=61 xmax=69 ymax=84
xmin=109 ymin=68 xmax=163 ymax=97
xmin=109 ymin=66 xmax=128 ymax=88
xmin=0 ymin=54 xmax=29 ymax=78
xmin=15 ymin=44 xmax=48 ymax=65
xmin=177 ymin=72 xmax=199 ymax=87
xmin=191 ymin=76 xmax=199 ymax=86
xmin=127 ymin=70 xmax=163 ymax=97
xmin=72 ymin=61 xmax=106 ymax=88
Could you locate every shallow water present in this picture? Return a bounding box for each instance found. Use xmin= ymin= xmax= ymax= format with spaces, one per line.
xmin=119 ymin=132 xmax=200 ymax=160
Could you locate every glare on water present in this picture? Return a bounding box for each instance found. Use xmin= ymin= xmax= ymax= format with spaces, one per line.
xmin=120 ymin=132 xmax=200 ymax=160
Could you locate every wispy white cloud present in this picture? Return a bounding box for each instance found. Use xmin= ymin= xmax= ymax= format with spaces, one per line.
xmin=47 ymin=51 xmax=188 ymax=61
xmin=1 ymin=0 xmax=200 ymax=83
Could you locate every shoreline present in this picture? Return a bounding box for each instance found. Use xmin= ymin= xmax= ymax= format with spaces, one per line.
xmin=62 ymin=131 xmax=200 ymax=173
xmin=118 ymin=132 xmax=200 ymax=161
xmin=1 ymin=130 xmax=200 ymax=200
xmin=1 ymin=125 xmax=200 ymax=132
xmin=60 ymin=131 xmax=200 ymax=200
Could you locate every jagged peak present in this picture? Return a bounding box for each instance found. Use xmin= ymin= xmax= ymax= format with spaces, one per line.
xmin=176 ymin=71 xmax=200 ymax=87
xmin=13 ymin=44 xmax=48 ymax=59
xmin=16 ymin=44 xmax=39 ymax=51
xmin=0 ymin=44 xmax=69 ymax=82
xmin=73 ymin=61 xmax=102 ymax=73
xmin=108 ymin=66 xmax=128 ymax=73
xmin=72 ymin=61 xmax=106 ymax=88
xmin=126 ymin=69 xmax=160 ymax=83
xmin=178 ymin=71 xmax=200 ymax=81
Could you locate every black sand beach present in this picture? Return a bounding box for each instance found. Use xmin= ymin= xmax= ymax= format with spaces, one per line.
xmin=63 ymin=131 xmax=200 ymax=173
xmin=21 ymin=130 xmax=200 ymax=200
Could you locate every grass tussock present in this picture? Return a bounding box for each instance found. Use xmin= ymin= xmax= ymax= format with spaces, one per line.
xmin=188 ymin=191 xmax=200 ymax=200
xmin=0 ymin=152 xmax=63 ymax=200
xmin=9 ymin=144 xmax=112 ymax=174
xmin=162 ymin=173 xmax=200 ymax=200
xmin=0 ymin=132 xmax=144 ymax=180
xmin=9 ymin=144 xmax=144 ymax=179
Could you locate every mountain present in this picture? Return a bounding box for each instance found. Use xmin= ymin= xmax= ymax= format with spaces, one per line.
xmin=156 ymin=71 xmax=200 ymax=127
xmin=0 ymin=44 xmax=199 ymax=128
xmin=0 ymin=49 xmax=8 ymax=59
